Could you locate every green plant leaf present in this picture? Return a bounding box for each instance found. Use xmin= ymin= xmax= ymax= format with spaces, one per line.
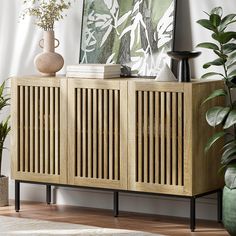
xmin=197 ymin=19 xmax=217 ymax=32
xmin=229 ymin=69 xmax=236 ymax=77
xmin=202 ymin=89 xmax=227 ymax=105
xmin=213 ymin=50 xmax=228 ymax=60
xmin=223 ymin=43 xmax=236 ymax=54
xmin=228 ymin=51 xmax=236 ymax=60
xmin=222 ymin=156 xmax=236 ymax=165
xmin=222 ymin=139 xmax=236 ymax=151
xmin=220 ymin=14 xmax=236 ymax=31
xmin=224 ymin=163 xmax=236 ymax=189
xmin=210 ymin=14 xmax=221 ymax=27
xmin=228 ymin=61 xmax=236 ymax=69
xmin=210 ymin=7 xmax=223 ymax=17
xmin=218 ymin=164 xmax=227 ymax=175
xmin=203 ymin=58 xmax=226 ymax=69
xmin=224 ymin=109 xmax=236 ymax=129
xmin=221 ymin=146 xmax=236 ymax=165
xmin=212 ymin=31 xmax=236 ymax=44
xmin=196 ymin=42 xmax=219 ymax=50
xmin=201 ymin=72 xmax=224 ymax=79
xmin=203 ymin=11 xmax=210 ymax=17
xmin=205 ymin=131 xmax=226 ymax=153
xmin=206 ymin=106 xmax=230 ymax=127
xmin=227 ymin=52 xmax=236 ymax=67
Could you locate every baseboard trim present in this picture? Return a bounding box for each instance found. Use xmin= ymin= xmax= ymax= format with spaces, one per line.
xmin=55 ymin=186 xmax=217 ymax=205
xmin=54 ymin=187 xmax=218 ymax=220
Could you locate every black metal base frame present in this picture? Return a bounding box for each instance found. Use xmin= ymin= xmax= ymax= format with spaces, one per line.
xmin=14 ymin=180 xmax=222 ymax=232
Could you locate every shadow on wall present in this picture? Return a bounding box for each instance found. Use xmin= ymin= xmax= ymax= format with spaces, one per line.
xmin=173 ymin=0 xmax=195 ymax=77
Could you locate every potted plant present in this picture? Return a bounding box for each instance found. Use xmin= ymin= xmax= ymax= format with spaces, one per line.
xmin=197 ymin=7 xmax=236 ymax=236
xmin=20 ymin=0 xmax=73 ymax=76
xmin=0 ymin=81 xmax=10 ymax=207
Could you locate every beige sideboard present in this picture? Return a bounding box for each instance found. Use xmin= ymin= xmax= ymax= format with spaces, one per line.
xmin=11 ymin=76 xmax=224 ymax=231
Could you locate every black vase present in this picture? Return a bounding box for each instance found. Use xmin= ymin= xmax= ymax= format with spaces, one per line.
xmin=167 ymin=51 xmax=201 ymax=82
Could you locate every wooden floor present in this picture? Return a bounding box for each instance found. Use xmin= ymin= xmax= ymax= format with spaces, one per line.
xmin=0 ymin=201 xmax=228 ymax=236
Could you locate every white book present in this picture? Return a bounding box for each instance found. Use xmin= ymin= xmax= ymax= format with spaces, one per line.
xmin=67 ymin=64 xmax=121 ymax=73
xmin=66 ymin=72 xmax=120 ymax=79
xmin=67 ymin=70 xmax=120 ymax=76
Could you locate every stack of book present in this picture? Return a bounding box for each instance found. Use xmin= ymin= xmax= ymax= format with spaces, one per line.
xmin=66 ymin=64 xmax=121 ymax=79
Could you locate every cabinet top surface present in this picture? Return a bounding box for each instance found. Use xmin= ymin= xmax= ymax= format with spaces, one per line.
xmin=11 ymin=75 xmax=223 ymax=85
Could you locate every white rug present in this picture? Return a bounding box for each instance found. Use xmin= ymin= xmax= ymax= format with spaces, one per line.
xmin=0 ymin=216 xmax=161 ymax=236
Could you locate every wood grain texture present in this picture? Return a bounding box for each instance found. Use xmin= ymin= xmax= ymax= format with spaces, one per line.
xmin=0 ymin=202 xmax=228 ymax=236
xmin=11 ymin=77 xmax=224 ymax=196
xmin=127 ymin=80 xmax=224 ymax=196
xmin=67 ymin=79 xmax=128 ymax=190
xmin=188 ymin=82 xmax=225 ymax=195
xmin=11 ymin=77 xmax=67 ymax=184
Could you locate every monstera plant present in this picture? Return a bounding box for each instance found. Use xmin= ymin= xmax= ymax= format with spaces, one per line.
xmin=197 ymin=7 xmax=236 ymax=236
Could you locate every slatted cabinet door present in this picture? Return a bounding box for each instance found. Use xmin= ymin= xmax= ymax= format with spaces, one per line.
xmin=68 ymin=79 xmax=128 ymax=190
xmin=128 ymin=80 xmax=225 ymax=196
xmin=11 ymin=77 xmax=67 ymax=184
xmin=128 ymin=81 xmax=191 ymax=196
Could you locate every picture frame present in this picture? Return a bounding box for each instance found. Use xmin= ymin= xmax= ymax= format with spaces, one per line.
xmin=79 ymin=0 xmax=178 ymax=77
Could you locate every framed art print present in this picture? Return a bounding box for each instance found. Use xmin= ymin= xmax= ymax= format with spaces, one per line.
xmin=80 ymin=0 xmax=177 ymax=76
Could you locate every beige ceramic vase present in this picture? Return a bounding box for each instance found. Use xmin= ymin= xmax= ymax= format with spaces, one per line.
xmin=34 ymin=31 xmax=64 ymax=76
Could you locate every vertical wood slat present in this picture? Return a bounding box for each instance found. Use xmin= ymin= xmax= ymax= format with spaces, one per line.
xmin=39 ymin=87 xmax=44 ymax=174
xmin=109 ymin=90 xmax=113 ymax=180
xmin=172 ymin=93 xmax=177 ymax=185
xmin=76 ymin=89 xmax=82 ymax=177
xmin=143 ymin=91 xmax=148 ymax=183
xmin=166 ymin=92 xmax=171 ymax=185
xmin=29 ymin=87 xmax=34 ymax=173
xmin=93 ymin=89 xmax=97 ymax=178
xmin=45 ymin=87 xmax=49 ymax=174
xmin=137 ymin=91 xmax=143 ymax=182
xmin=178 ymin=93 xmax=183 ymax=186
xmin=24 ymin=86 xmax=29 ymax=172
xmin=149 ymin=91 xmax=154 ymax=184
xmin=50 ymin=87 xmax=54 ymax=175
xmin=98 ymin=89 xmax=103 ymax=179
xmin=55 ymin=88 xmax=59 ymax=175
xmin=114 ymin=90 xmax=119 ymax=180
xmin=82 ymin=88 xmax=87 ymax=177
xmin=87 ymin=89 xmax=92 ymax=178
xmin=35 ymin=87 xmax=39 ymax=173
xmin=19 ymin=86 xmax=24 ymax=172
xmin=160 ymin=92 xmax=165 ymax=184
xmin=155 ymin=92 xmax=160 ymax=184
xmin=103 ymin=90 xmax=108 ymax=179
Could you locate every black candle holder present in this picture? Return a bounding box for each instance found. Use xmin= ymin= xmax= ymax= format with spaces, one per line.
xmin=167 ymin=51 xmax=201 ymax=82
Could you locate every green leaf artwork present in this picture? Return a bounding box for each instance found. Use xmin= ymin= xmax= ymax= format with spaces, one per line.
xmin=80 ymin=0 xmax=176 ymax=76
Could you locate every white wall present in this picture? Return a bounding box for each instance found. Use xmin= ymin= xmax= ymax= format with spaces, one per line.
xmin=1 ymin=0 xmax=236 ymax=220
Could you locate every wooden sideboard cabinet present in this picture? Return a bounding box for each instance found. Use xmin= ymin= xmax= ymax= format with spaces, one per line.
xmin=11 ymin=76 xmax=224 ymax=231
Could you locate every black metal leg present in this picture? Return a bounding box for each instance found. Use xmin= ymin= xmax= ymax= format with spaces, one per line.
xmin=46 ymin=185 xmax=51 ymax=205
xmin=114 ymin=191 xmax=119 ymax=217
xmin=190 ymin=197 xmax=196 ymax=232
xmin=217 ymin=189 xmax=223 ymax=223
xmin=15 ymin=181 xmax=20 ymax=212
